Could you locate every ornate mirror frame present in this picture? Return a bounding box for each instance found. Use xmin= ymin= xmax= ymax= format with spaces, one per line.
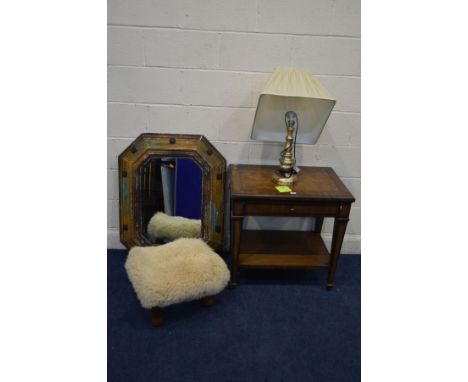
xmin=118 ymin=133 xmax=226 ymax=250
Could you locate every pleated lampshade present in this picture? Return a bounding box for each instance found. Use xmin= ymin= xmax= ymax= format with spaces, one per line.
xmin=251 ymin=67 xmax=336 ymax=144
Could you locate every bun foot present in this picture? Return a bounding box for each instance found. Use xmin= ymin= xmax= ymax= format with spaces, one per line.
xmin=200 ymin=296 xmax=214 ymax=307
xmin=151 ymin=307 xmax=164 ymax=326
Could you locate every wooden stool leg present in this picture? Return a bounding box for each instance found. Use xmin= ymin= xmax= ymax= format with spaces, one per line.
xmin=151 ymin=307 xmax=164 ymax=326
xmin=200 ymin=296 xmax=214 ymax=307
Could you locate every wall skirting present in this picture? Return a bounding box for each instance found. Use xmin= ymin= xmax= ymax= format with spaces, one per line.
xmin=107 ymin=229 xmax=361 ymax=254
xmin=108 ymin=229 xmax=126 ymax=250
xmin=321 ymin=233 xmax=361 ymax=255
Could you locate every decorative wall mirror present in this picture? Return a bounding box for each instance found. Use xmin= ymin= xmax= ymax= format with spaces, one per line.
xmin=119 ymin=133 xmax=226 ymax=250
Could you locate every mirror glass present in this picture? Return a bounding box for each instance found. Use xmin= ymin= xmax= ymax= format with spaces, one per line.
xmin=136 ymin=156 xmax=203 ymax=244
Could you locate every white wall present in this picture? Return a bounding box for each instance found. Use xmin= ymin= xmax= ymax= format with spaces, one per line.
xmin=107 ymin=0 xmax=361 ymax=253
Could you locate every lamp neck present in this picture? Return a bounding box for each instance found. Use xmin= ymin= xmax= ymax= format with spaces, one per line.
xmin=278 ymin=111 xmax=297 ymax=178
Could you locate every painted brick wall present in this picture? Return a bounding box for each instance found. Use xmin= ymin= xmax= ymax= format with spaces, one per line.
xmin=107 ymin=0 xmax=361 ymax=252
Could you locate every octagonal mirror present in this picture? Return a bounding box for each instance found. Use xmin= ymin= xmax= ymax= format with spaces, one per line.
xmin=118 ymin=134 xmax=226 ymax=250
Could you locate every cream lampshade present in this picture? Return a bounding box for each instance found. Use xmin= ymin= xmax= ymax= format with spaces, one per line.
xmin=251 ymin=67 xmax=336 ymax=185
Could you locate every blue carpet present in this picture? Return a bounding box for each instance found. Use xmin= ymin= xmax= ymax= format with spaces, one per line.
xmin=108 ymin=250 xmax=360 ymax=382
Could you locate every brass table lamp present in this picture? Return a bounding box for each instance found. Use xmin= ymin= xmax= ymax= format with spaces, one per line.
xmin=251 ymin=67 xmax=336 ymax=185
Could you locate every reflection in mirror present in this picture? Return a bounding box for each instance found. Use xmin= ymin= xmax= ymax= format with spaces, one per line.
xmin=137 ymin=157 xmax=203 ymax=244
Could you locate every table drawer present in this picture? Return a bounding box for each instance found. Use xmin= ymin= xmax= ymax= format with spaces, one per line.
xmin=232 ymin=200 xmax=339 ymax=216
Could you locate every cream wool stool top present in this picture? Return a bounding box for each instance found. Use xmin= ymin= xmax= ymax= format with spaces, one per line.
xmin=125 ymin=238 xmax=230 ymax=309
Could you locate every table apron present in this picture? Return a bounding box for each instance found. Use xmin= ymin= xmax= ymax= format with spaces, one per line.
xmin=232 ymin=200 xmax=341 ymax=217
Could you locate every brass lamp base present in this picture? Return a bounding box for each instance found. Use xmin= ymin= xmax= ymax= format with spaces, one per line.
xmin=272 ymin=110 xmax=299 ymax=186
xmin=272 ymin=171 xmax=297 ymax=186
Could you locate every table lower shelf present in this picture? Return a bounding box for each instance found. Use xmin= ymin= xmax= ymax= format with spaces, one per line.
xmin=238 ymin=230 xmax=330 ymax=269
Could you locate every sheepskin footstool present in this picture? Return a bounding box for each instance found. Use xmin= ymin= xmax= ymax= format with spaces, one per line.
xmin=125 ymin=238 xmax=230 ymax=326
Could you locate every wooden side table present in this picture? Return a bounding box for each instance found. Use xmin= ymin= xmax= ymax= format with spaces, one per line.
xmin=229 ymin=164 xmax=355 ymax=290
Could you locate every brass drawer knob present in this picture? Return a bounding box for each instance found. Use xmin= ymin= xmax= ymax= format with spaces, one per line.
xmin=289 ymin=207 xmax=295 ymax=213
